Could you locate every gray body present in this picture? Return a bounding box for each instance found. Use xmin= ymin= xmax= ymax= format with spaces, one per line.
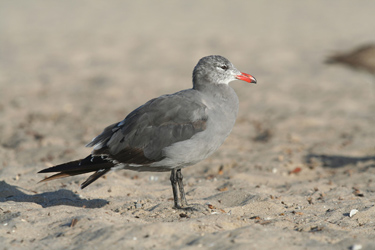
xmin=105 ymin=85 xmax=240 ymax=172
xmin=153 ymin=86 xmax=239 ymax=170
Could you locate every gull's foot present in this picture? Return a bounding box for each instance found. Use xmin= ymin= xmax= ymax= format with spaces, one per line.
xmin=173 ymin=203 xmax=210 ymax=213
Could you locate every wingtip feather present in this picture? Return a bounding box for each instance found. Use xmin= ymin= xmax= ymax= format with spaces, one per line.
xmin=38 ymin=172 xmax=73 ymax=183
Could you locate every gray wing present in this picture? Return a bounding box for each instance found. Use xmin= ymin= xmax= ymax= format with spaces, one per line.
xmin=86 ymin=90 xmax=208 ymax=165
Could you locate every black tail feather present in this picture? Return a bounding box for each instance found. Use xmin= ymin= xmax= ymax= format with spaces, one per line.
xmin=81 ymin=169 xmax=111 ymax=189
xmin=39 ymin=170 xmax=95 ymax=182
xmin=38 ymin=155 xmax=113 ymax=173
xmin=38 ymin=154 xmax=114 ymax=188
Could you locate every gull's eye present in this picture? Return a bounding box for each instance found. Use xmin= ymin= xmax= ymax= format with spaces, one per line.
xmin=220 ymin=65 xmax=228 ymax=70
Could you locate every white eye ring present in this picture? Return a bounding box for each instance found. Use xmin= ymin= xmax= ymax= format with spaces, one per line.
xmin=219 ymin=65 xmax=228 ymax=70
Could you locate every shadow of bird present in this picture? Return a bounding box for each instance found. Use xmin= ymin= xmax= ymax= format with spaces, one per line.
xmin=0 ymin=181 xmax=107 ymax=208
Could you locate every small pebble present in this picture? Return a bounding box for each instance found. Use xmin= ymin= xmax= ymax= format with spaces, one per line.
xmin=149 ymin=176 xmax=158 ymax=181
xmin=349 ymin=209 xmax=358 ymax=218
xmin=135 ymin=202 xmax=142 ymax=209
xmin=350 ymin=244 xmax=362 ymax=250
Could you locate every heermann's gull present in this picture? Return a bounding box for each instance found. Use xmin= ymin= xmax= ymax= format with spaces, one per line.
xmin=326 ymin=44 xmax=375 ymax=75
xmin=38 ymin=55 xmax=257 ymax=208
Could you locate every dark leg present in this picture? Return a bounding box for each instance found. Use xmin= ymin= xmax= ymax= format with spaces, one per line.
xmin=170 ymin=169 xmax=179 ymax=208
xmin=177 ymin=169 xmax=188 ymax=207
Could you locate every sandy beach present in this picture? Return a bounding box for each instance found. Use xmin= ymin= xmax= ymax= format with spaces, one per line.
xmin=1 ymin=1 xmax=375 ymax=249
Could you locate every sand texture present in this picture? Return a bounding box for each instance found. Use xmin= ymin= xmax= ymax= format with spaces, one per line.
xmin=1 ymin=1 xmax=375 ymax=249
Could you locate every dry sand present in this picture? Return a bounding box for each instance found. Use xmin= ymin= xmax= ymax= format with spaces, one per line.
xmin=1 ymin=1 xmax=375 ymax=249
